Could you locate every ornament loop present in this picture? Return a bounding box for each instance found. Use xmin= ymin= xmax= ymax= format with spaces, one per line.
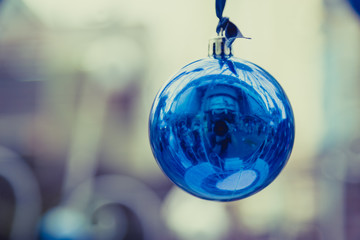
xmin=215 ymin=0 xmax=250 ymax=48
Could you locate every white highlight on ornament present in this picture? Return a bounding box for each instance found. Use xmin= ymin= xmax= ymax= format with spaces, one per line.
xmin=217 ymin=169 xmax=257 ymax=191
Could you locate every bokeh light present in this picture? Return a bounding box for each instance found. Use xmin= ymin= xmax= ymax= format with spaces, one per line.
xmin=162 ymin=188 xmax=230 ymax=240
xmin=0 ymin=0 xmax=358 ymax=239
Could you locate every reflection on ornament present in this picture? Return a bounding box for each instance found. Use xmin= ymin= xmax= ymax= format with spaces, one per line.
xmin=149 ymin=37 xmax=294 ymax=201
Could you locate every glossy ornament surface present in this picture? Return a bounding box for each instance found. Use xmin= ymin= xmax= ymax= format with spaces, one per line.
xmin=149 ymin=41 xmax=294 ymax=201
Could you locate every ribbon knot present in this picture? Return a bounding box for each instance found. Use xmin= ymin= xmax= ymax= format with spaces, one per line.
xmin=215 ymin=0 xmax=250 ymax=48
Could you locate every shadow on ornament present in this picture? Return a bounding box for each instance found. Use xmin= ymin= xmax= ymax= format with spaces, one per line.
xmin=149 ymin=37 xmax=295 ymax=201
xmin=0 ymin=147 xmax=42 ymax=240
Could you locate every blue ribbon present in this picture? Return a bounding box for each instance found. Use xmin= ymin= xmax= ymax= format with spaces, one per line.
xmin=216 ymin=0 xmax=250 ymax=47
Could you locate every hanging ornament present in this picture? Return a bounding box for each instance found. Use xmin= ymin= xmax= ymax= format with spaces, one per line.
xmin=149 ymin=0 xmax=295 ymax=201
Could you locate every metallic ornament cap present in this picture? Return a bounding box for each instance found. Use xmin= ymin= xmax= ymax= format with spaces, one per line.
xmin=208 ymin=36 xmax=232 ymax=58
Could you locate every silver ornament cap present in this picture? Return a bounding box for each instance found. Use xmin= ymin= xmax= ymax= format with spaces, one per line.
xmin=208 ymin=36 xmax=232 ymax=58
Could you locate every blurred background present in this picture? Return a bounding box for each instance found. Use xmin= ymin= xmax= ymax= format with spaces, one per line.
xmin=0 ymin=0 xmax=359 ymax=239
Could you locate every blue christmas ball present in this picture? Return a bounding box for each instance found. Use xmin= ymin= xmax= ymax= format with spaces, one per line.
xmin=149 ymin=51 xmax=294 ymax=201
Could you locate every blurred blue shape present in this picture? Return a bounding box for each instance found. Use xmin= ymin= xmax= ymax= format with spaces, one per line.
xmin=39 ymin=207 xmax=94 ymax=240
xmin=348 ymin=0 xmax=360 ymax=16
xmin=149 ymin=56 xmax=295 ymax=201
